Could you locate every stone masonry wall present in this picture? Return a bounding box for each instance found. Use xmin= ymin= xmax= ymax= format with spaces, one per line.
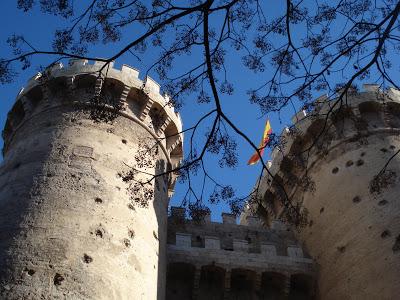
xmin=0 ymin=60 xmax=183 ymax=300
xmin=257 ymin=85 xmax=400 ymax=299
xmin=166 ymin=208 xmax=315 ymax=299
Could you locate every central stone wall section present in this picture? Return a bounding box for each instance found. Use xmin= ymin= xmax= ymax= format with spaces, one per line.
xmin=0 ymin=60 xmax=183 ymax=300
xmin=166 ymin=208 xmax=315 ymax=299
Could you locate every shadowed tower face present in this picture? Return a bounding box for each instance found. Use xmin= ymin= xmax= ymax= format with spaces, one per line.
xmin=257 ymin=86 xmax=400 ymax=300
xmin=0 ymin=60 xmax=183 ymax=299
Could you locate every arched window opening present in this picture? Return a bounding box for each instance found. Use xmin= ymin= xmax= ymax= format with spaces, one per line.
xmin=280 ymin=156 xmax=294 ymax=175
xmin=75 ymin=74 xmax=96 ymax=91
xmin=74 ymin=74 xmax=96 ymax=102
xmin=358 ymin=101 xmax=384 ymax=129
xmin=230 ymin=268 xmax=257 ymax=300
xmin=289 ymin=136 xmax=306 ymax=155
xmin=3 ymin=99 xmax=27 ymax=144
xmin=330 ymin=106 xmax=356 ymax=137
xmin=289 ymin=274 xmax=314 ymax=300
xmin=2 ymin=119 xmax=13 ymax=142
xmin=260 ymin=272 xmax=286 ymax=300
xmin=262 ymin=190 xmax=277 ymax=224
xmin=165 ymin=123 xmax=178 ymax=150
xmin=385 ymin=102 xmax=400 ymax=128
xmin=149 ymin=104 xmax=167 ymax=132
xmin=47 ymin=76 xmax=69 ymax=96
xmin=126 ymin=88 xmax=147 ymax=116
xmin=198 ymin=266 xmax=225 ymax=300
xmin=25 ymin=85 xmax=43 ymax=110
xmin=256 ymin=203 xmax=271 ymax=227
xmin=306 ymin=118 xmax=325 ymax=137
xmin=270 ymin=174 xmax=286 ymax=218
xmin=101 ymin=78 xmax=124 ymax=106
xmin=10 ymin=100 xmax=25 ymax=128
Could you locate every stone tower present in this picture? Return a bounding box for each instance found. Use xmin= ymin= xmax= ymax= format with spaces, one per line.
xmin=256 ymin=85 xmax=400 ymax=299
xmin=0 ymin=60 xmax=183 ymax=299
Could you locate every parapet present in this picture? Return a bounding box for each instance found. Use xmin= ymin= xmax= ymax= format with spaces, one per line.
xmin=256 ymin=84 xmax=400 ymax=219
xmin=3 ymin=59 xmax=183 ymax=163
xmin=2 ymin=59 xmax=185 ymax=198
xmin=168 ymin=206 xmax=302 ymax=252
xmin=173 ymin=230 xmax=302 ymax=252
xmin=169 ymin=206 xmax=267 ymax=227
xmin=170 ymin=231 xmax=310 ymax=261
xmin=167 ymin=207 xmax=314 ymax=275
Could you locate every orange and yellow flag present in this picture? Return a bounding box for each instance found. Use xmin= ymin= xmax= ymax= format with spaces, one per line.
xmin=247 ymin=119 xmax=272 ymax=165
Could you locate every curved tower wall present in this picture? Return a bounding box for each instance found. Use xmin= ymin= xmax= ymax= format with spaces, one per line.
xmin=257 ymin=86 xmax=400 ymax=299
xmin=0 ymin=60 xmax=183 ymax=299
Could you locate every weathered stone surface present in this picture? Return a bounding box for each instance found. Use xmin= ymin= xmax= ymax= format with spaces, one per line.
xmin=257 ymin=89 xmax=400 ymax=300
xmin=0 ymin=61 xmax=183 ymax=300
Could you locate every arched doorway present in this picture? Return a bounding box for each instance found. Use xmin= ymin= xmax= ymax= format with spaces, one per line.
xmin=289 ymin=273 xmax=314 ymax=300
xmin=166 ymin=262 xmax=195 ymax=300
xmin=198 ymin=265 xmax=225 ymax=300
xmin=230 ymin=268 xmax=257 ymax=300
xmin=260 ymin=272 xmax=286 ymax=300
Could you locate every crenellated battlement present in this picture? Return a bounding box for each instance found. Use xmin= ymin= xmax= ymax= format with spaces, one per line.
xmin=169 ymin=206 xmax=288 ymax=229
xmin=169 ymin=231 xmax=313 ymax=263
xmin=3 ymin=59 xmax=183 ymax=161
xmin=167 ymin=207 xmax=315 ymax=280
xmin=167 ymin=206 xmax=310 ymax=257
xmin=281 ymin=84 xmax=400 ymax=158
xmin=257 ymin=84 xmax=400 ymax=215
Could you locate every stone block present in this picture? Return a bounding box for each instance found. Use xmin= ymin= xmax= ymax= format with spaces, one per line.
xmin=287 ymin=246 xmax=303 ymax=258
xmin=205 ymin=236 xmax=220 ymax=250
xmin=246 ymin=216 xmax=261 ymax=227
xmin=145 ymin=76 xmax=160 ymax=94
xmin=93 ymin=60 xmax=114 ymax=69
xmin=222 ymin=213 xmax=236 ymax=225
xmin=271 ymin=220 xmax=287 ymax=231
xmin=68 ymin=58 xmax=88 ymax=67
xmin=291 ymin=109 xmax=307 ymax=123
xmin=203 ymin=211 xmax=211 ymax=223
xmin=171 ymin=206 xmax=185 ymax=221
xmin=233 ymin=239 xmax=248 ymax=252
xmin=261 ymin=244 xmax=277 ymax=257
xmin=175 ymin=233 xmax=192 ymax=248
xmin=363 ymin=84 xmax=380 ymax=92
xmin=121 ymin=65 xmax=139 ymax=78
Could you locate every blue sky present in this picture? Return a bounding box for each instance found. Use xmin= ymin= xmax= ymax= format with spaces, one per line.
xmin=0 ymin=2 xmax=284 ymax=221
xmin=0 ymin=1 xmax=393 ymax=221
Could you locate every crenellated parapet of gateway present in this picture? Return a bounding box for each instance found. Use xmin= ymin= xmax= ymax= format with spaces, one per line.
xmin=166 ymin=206 xmax=316 ymax=299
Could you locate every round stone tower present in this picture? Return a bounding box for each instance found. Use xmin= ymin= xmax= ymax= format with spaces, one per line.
xmin=0 ymin=60 xmax=183 ymax=299
xmin=256 ymin=85 xmax=400 ymax=299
